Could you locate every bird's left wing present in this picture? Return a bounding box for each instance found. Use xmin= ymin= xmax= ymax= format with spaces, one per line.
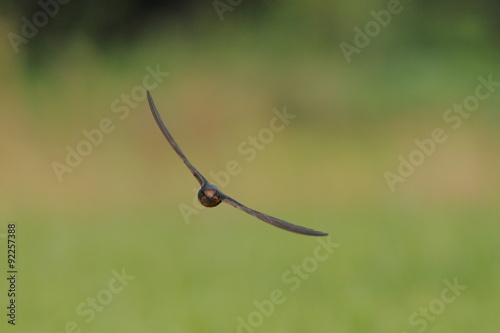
xmin=221 ymin=195 xmax=328 ymax=236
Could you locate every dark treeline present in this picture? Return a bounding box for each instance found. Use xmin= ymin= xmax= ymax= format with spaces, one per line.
xmin=3 ymin=0 xmax=499 ymax=64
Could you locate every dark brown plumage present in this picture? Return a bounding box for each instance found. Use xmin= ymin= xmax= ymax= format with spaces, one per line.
xmin=147 ymin=91 xmax=327 ymax=236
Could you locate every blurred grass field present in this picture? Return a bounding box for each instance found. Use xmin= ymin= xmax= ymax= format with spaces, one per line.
xmin=1 ymin=3 xmax=500 ymax=332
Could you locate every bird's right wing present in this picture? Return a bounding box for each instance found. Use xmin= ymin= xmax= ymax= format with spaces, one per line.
xmin=222 ymin=195 xmax=328 ymax=236
xmin=147 ymin=91 xmax=207 ymax=186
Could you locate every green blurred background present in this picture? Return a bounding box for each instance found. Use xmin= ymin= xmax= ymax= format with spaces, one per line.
xmin=0 ymin=1 xmax=499 ymax=332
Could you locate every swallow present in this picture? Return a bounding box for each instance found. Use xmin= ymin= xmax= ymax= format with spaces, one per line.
xmin=147 ymin=91 xmax=327 ymax=236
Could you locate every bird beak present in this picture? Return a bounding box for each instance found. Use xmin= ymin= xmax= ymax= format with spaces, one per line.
xmin=204 ymin=190 xmax=216 ymax=198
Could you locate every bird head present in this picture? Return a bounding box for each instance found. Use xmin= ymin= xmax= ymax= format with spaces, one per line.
xmin=197 ymin=184 xmax=222 ymax=207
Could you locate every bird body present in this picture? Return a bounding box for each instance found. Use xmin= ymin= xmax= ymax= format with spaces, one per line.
xmin=198 ymin=186 xmax=222 ymax=207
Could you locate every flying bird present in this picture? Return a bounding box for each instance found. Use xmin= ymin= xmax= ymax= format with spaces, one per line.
xmin=147 ymin=91 xmax=327 ymax=236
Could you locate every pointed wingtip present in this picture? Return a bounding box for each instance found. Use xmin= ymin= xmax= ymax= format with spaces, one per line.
xmin=302 ymin=229 xmax=328 ymax=237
